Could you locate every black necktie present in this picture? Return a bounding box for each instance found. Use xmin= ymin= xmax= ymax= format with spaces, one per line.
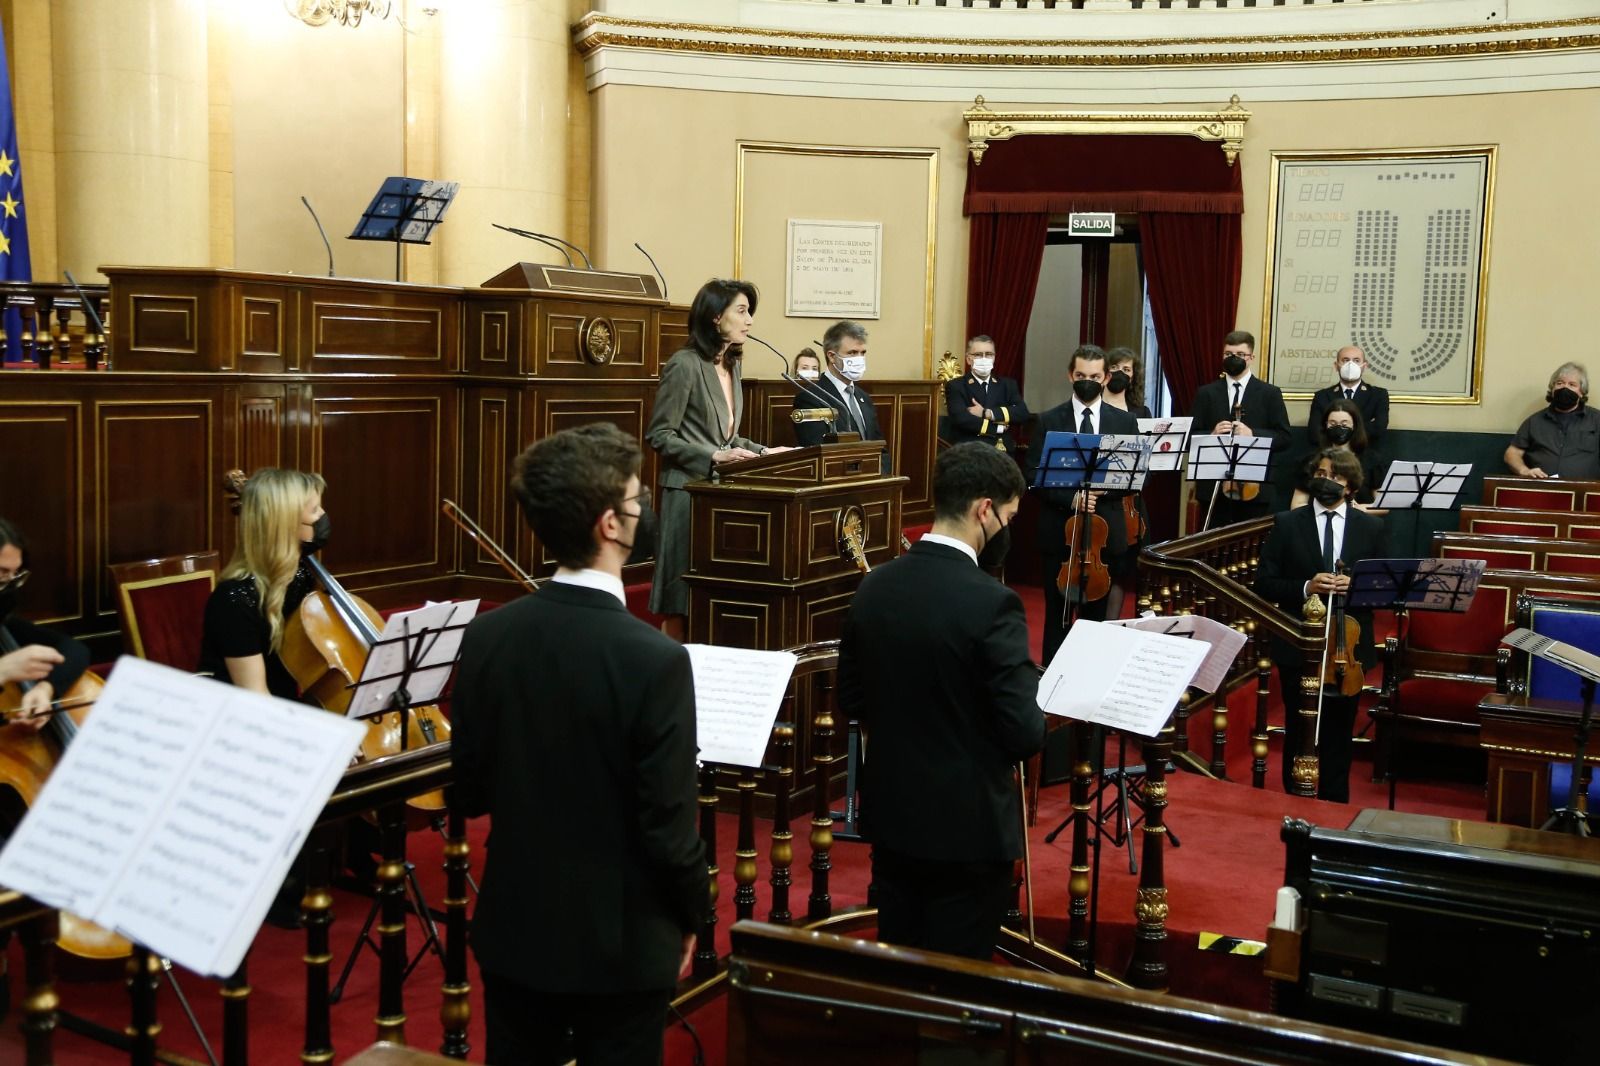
xmin=1080 ymin=406 xmax=1093 ymax=434
xmin=1322 ymin=511 xmax=1337 ymax=573
xmin=1232 ymin=382 xmax=1242 ymax=411
xmin=1345 ymin=388 xmax=1354 ymax=400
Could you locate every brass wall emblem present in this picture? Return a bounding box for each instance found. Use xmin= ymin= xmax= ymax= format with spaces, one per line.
xmin=837 ymin=505 xmax=870 ymax=574
xmin=582 ymin=316 xmax=617 ymax=364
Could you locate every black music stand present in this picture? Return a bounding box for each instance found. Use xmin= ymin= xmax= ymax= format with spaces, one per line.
xmin=1187 ymin=433 xmax=1272 ymax=531
xmin=330 ymin=604 xmax=472 ymax=1004
xmin=1501 ymin=628 xmax=1600 ymax=837
xmin=1371 ymin=461 xmax=1473 ymax=558
xmin=349 ymin=176 xmax=460 ymax=281
xmin=1346 ymin=557 xmax=1485 ymax=809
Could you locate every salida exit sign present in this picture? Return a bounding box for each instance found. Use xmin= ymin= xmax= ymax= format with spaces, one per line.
xmin=1067 ymin=213 xmax=1115 ymax=237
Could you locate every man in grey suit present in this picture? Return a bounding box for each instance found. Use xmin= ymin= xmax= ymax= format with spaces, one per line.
xmin=794 ymin=319 xmax=893 ymax=474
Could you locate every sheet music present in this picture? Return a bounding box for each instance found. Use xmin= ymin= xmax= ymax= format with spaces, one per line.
xmin=1037 ymin=620 xmax=1208 ymax=737
xmin=1108 ymin=613 xmax=1249 ymax=695
xmin=685 ymin=644 xmax=797 ymax=768
xmin=349 ymin=599 xmax=480 ymax=717
xmin=1098 ymin=434 xmax=1155 ymax=491
xmin=1503 ymin=628 xmax=1600 ymax=684
xmin=1372 ymin=461 xmax=1472 ymax=510
xmin=1137 ymin=417 xmax=1193 ymax=472
xmin=0 ymin=658 xmax=365 ymax=977
xmin=1186 ymin=434 xmax=1272 ymax=483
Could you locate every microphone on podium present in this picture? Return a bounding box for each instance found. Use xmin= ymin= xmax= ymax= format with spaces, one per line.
xmin=634 ymin=244 xmax=668 ymax=302
xmin=492 ymin=222 xmax=573 ymax=267
xmin=746 ymin=335 xmax=842 ymax=429
xmin=301 ymin=196 xmax=336 ymax=277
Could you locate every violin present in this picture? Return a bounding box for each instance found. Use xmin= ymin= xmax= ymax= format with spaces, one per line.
xmin=0 ymin=630 xmax=131 ymax=961
xmin=1057 ymin=499 xmax=1111 ymax=604
xmin=1318 ymin=561 xmax=1364 ymax=698
xmin=1120 ymin=494 xmax=1145 ymax=550
xmin=1220 ymin=403 xmax=1260 ymax=502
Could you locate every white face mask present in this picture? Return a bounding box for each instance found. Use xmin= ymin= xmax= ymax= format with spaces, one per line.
xmin=840 ymin=355 xmax=867 ymax=382
xmin=798 ymin=368 xmax=819 ymax=380
xmin=971 ymin=357 xmax=995 ymax=377
xmin=1339 ymin=361 xmax=1363 ymax=383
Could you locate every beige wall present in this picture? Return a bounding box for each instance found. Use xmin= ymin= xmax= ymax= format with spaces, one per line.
xmin=591 ymin=81 xmax=1600 ymax=436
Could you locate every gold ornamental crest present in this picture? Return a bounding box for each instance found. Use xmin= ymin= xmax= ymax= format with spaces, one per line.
xmin=582 ymin=316 xmax=617 ymax=365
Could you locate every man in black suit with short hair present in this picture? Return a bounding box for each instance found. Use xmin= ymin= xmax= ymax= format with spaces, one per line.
xmin=794 ymin=319 xmax=893 ymax=473
xmin=839 ymin=442 xmax=1044 ymax=960
xmin=1306 ymin=345 xmax=1390 ymax=448
xmin=452 ymin=422 xmax=705 ymax=1065
xmin=1026 ymin=345 xmax=1141 ymax=664
xmin=946 ymin=334 xmax=1028 ymax=454
xmin=1255 ymin=447 xmax=1388 ymax=802
xmin=1191 ymin=330 xmax=1292 ymax=524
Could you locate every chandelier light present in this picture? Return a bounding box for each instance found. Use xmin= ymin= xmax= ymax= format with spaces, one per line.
xmin=283 ymin=0 xmax=395 ymax=28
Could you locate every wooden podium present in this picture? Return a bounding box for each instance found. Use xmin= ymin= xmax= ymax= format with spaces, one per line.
xmin=683 ymin=441 xmax=907 ymax=650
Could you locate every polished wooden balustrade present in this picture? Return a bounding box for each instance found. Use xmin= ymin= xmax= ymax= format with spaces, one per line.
xmin=0 ymin=280 xmax=110 ymax=370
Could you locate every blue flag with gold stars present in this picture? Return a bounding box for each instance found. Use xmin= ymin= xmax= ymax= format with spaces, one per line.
xmin=0 ymin=33 xmax=30 ymax=361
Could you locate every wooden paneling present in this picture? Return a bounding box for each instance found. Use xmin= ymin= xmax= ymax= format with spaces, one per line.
xmin=464 ymin=300 xmax=524 ymax=376
xmin=236 ymin=282 xmax=294 ymax=373
xmin=0 ymin=397 xmax=84 ymax=624
xmin=306 ymin=297 xmax=451 ymax=372
xmin=458 ymin=388 xmax=523 ymax=582
xmin=536 ymin=298 xmax=657 ymax=379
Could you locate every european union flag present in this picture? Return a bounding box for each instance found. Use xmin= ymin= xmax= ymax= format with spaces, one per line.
xmin=0 ymin=33 xmax=31 ymax=362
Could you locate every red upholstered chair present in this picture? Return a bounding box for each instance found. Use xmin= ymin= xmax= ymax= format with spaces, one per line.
xmin=108 ymin=551 xmax=221 ymax=670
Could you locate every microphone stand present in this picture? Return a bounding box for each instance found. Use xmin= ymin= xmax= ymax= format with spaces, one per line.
xmin=746 ymin=334 xmax=843 ymax=436
xmin=491 ymin=223 xmax=591 ymax=269
xmin=492 ymin=223 xmax=573 ymax=267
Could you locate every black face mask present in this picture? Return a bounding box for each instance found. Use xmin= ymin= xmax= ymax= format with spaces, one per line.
xmin=618 ymin=505 xmax=659 ymax=566
xmin=1549 ymin=387 xmax=1582 ymax=412
xmin=1072 ymin=379 xmax=1103 ymax=404
xmin=1222 ymin=354 xmax=1248 ymax=378
xmin=300 ymin=513 xmax=331 ymax=557
xmin=1324 ymin=424 xmax=1354 ymax=445
xmin=977 ymin=513 xmax=1011 ymax=570
xmin=1107 ymin=370 xmax=1130 ymax=395
xmin=1309 ymin=477 xmax=1347 ymax=507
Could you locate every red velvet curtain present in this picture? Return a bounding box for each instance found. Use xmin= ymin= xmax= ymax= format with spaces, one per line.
xmin=1140 ymin=211 xmax=1243 ymax=416
xmin=965 ymin=212 xmax=1048 ymax=384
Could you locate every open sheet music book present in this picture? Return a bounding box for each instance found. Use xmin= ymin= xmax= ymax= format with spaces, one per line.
xmin=1371 ymin=461 xmax=1472 ymax=510
xmin=1502 ymin=628 xmax=1600 ymax=686
xmin=1137 ymin=417 xmax=1193 ymax=472
xmin=1038 ymin=620 xmax=1209 ymax=738
xmin=0 ymin=657 xmax=365 ymax=978
xmin=685 ymin=644 xmax=797 ymax=768
xmin=348 ymin=598 xmax=479 ymax=718
xmin=1107 ymin=613 xmax=1248 ymax=695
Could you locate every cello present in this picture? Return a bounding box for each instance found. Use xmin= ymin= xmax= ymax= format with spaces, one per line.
xmin=0 ymin=631 xmax=130 ymax=960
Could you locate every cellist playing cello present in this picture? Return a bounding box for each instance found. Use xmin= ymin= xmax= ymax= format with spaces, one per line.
xmin=1255 ymin=447 xmax=1388 ymax=802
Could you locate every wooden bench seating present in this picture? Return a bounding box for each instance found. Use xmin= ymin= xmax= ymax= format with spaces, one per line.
xmin=1458 ymin=505 xmax=1600 ymax=541
xmin=1480 ymin=474 xmax=1600 ymax=512
xmin=1432 ymin=531 xmax=1600 ymax=576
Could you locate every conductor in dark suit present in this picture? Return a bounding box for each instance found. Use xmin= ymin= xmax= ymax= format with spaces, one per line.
xmin=453 ymin=423 xmax=706 ymax=1065
xmin=1190 ymin=330 xmax=1291 ymax=524
xmin=1254 ymin=447 xmax=1388 ymax=802
xmin=1306 ymin=345 xmax=1390 ymax=450
xmin=1025 ymin=345 xmax=1140 ymax=665
xmin=945 ymin=334 xmax=1028 ymax=454
xmin=793 ymin=319 xmax=893 ymax=473
xmin=838 ymin=443 xmax=1044 ymax=960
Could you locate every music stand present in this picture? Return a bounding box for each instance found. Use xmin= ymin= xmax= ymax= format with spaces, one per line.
xmin=1370 ymin=461 xmax=1473 ymax=557
xmin=349 ymin=176 xmax=460 ymax=281
xmin=330 ymin=602 xmax=474 ymax=1004
xmin=1346 ymin=557 xmax=1485 ymax=809
xmin=1187 ymin=433 xmax=1272 ymax=531
xmin=1136 ymin=416 xmax=1193 ymax=473
xmin=1501 ymin=628 xmax=1600 ymax=836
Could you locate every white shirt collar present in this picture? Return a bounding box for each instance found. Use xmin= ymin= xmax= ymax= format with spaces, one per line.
xmin=1225 ymin=370 xmax=1253 ymax=392
xmin=919 ymin=531 xmax=978 ymax=565
xmin=1070 ymin=396 xmax=1103 ymax=424
xmin=824 ymin=368 xmax=854 ymax=394
xmin=1313 ymin=500 xmax=1349 ymax=521
xmin=550 ymin=567 xmax=627 ymax=606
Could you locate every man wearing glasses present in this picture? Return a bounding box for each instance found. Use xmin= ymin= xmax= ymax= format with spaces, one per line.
xmin=0 ymin=518 xmax=89 ymax=729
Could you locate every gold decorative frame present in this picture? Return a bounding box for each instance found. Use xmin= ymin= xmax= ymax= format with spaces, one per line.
xmin=1260 ymin=146 xmax=1495 ymax=404
xmin=734 ymin=141 xmax=939 ymax=377
xmin=964 ymin=96 xmax=1251 ymax=167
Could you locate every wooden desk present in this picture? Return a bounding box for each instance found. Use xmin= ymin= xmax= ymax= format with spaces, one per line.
xmin=1477 ymin=692 xmax=1597 ymax=827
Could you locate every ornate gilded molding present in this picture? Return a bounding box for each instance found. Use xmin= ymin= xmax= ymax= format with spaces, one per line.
xmin=964 ymin=95 xmax=1250 ymax=167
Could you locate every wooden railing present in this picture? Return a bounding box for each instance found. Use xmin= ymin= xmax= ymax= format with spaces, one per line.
xmin=0 ymin=281 xmax=111 ymax=369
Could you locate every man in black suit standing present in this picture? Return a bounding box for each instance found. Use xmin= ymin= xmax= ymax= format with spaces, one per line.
xmin=945 ymin=334 xmax=1028 ymax=454
xmin=839 ymin=443 xmax=1044 ymax=960
xmin=1254 ymin=447 xmax=1388 ymax=802
xmin=1025 ymin=345 xmax=1141 ymax=664
xmin=452 ymin=422 xmax=705 ymax=1065
xmin=1190 ymin=330 xmax=1291 ymax=525
xmin=794 ymin=319 xmax=893 ymax=473
xmin=1306 ymin=345 xmax=1390 ymax=449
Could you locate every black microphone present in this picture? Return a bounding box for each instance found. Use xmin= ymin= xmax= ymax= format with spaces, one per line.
xmin=63 ymin=269 xmax=107 ymax=370
xmin=497 ymin=224 xmax=591 ymax=269
xmin=301 ymin=196 xmax=335 ymax=277
xmin=747 ymin=334 xmax=843 ymax=418
xmin=492 ymin=222 xmax=573 ymax=267
xmin=634 ymin=243 xmax=668 ymax=302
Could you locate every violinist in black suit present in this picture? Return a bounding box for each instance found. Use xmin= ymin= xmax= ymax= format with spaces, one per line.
xmin=945 ymin=335 xmax=1028 ymax=455
xmin=1254 ymin=447 xmax=1388 ymax=802
xmin=1190 ymin=330 xmax=1291 ymax=524
xmin=839 ymin=443 xmax=1043 ymax=960
xmin=793 ymin=320 xmax=893 ymax=474
xmin=1306 ymin=345 xmax=1390 ymax=450
xmin=1025 ymin=345 xmax=1139 ymax=665
xmin=453 ymin=423 xmax=705 ymax=1066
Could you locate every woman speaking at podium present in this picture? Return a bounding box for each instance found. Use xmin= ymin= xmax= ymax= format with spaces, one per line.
xmin=646 ymin=278 xmax=787 ymax=640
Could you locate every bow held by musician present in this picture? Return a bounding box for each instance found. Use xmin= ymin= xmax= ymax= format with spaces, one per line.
xmin=0 ymin=518 xmax=90 ymax=730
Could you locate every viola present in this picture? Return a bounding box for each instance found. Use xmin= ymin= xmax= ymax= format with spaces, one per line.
xmin=1318 ymin=561 xmax=1364 ymax=698
xmin=1057 ymin=505 xmax=1111 ymax=604
xmin=0 ymin=630 xmax=130 ymax=961
xmin=1120 ymin=494 xmax=1145 ymax=550
xmin=1220 ymin=402 xmax=1260 ymax=502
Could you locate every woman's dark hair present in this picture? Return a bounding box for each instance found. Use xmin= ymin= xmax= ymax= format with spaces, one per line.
xmin=687 ymin=278 xmax=759 ymax=364
xmin=511 ymin=423 xmax=642 ymax=569
xmin=1319 ymin=398 xmax=1369 ymax=454
xmin=1105 ymin=346 xmax=1145 ymax=410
